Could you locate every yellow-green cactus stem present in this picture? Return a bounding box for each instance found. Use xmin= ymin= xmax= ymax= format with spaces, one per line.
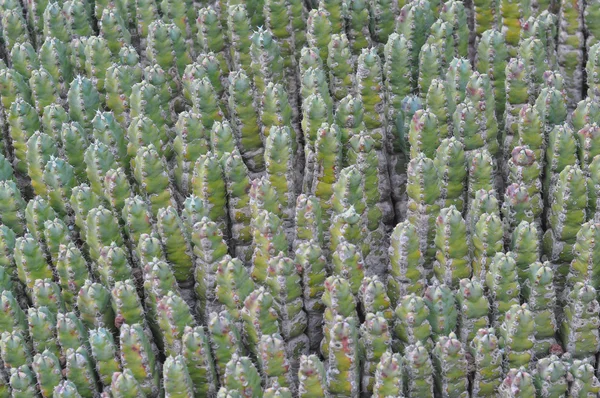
xmin=372 ymin=351 xmax=403 ymax=397
xmin=509 ymin=104 xmax=543 ymax=164
xmin=408 ymin=109 xmax=440 ymax=159
xmin=0 ymin=181 xmax=25 ymax=235
xmin=25 ymin=131 xmax=57 ymax=197
xmin=569 ymin=360 xmax=600 ymax=397
xmin=558 ymin=0 xmax=584 ymax=107
xmin=8 ymin=96 xmax=40 ymax=174
xmin=88 ymin=327 xmax=121 ymax=387
xmin=426 ymin=78 xmax=450 ymax=140
xmin=403 ymin=341 xmax=434 ymax=397
xmin=40 ymin=103 xmax=68 ymax=144
xmin=163 ymin=355 xmax=195 ymax=398
xmin=59 ymin=122 xmax=88 ymax=183
xmin=14 ymin=234 xmax=51 ymax=291
xmin=53 ymin=380 xmax=83 ymax=397
xmin=265 ymin=254 xmax=309 ymax=351
xmin=520 ymin=37 xmax=547 ymax=98
xmin=486 ymin=252 xmax=520 ymax=326
xmin=396 ymin=0 xmax=434 ymax=84
xmin=509 ymin=220 xmax=540 ymax=285
xmin=434 ymin=206 xmax=470 ymax=288
xmin=110 ymin=370 xmax=145 ymax=398
xmin=119 ymin=323 xmax=160 ymax=397
xmin=394 ymin=293 xmax=432 ymax=352
xmin=576 ymin=123 xmax=600 ymax=172
xmin=143 ymin=259 xmax=179 ymax=342
xmin=196 ymin=8 xmax=229 ymax=75
xmin=543 ymin=165 xmax=587 ymax=283
xmin=258 ymin=333 xmax=294 ymax=390
xmin=0 ymin=9 xmax=30 ymax=54
xmin=359 ymin=276 xmax=393 ymax=323
xmin=192 ymin=218 xmax=229 ymax=321
xmin=445 ymin=57 xmax=472 ymax=119
xmin=99 ymin=5 xmax=131 ymax=56
xmin=327 ymin=34 xmax=354 ymax=102
xmin=387 ymin=221 xmax=426 ymax=304
xmin=222 ymin=354 xmax=262 ymax=397
xmin=499 ymin=304 xmax=535 ymax=370
xmin=523 ymin=262 xmax=557 ymax=357
xmin=384 ymin=33 xmax=412 ymax=154
xmin=105 ymin=47 xmax=143 ymax=125
xmin=241 ymin=287 xmax=281 ymax=357
xmin=360 ymin=312 xmax=392 ymax=395
xmin=156 ymin=291 xmax=197 ymax=357
xmin=250 ymin=27 xmax=285 ymax=96
xmin=326 ymin=316 xmax=360 ymax=396
xmin=424 ymin=281 xmax=458 ymax=338
xmin=133 ymin=145 xmax=177 ymax=216
xmin=356 ymin=47 xmax=386 ymax=148
xmin=191 ymin=152 xmax=228 ymax=234
xmin=298 ymin=355 xmax=328 ymax=398
xmin=0 ymin=226 xmax=15 ymax=274
xmin=569 ymin=221 xmax=600 ymax=293
xmin=0 ymin=69 xmax=32 ymax=121
xmin=120 ymin=196 xmax=153 ymax=245
xmin=32 ymin=349 xmax=62 ymax=398
xmin=208 ymin=311 xmax=245 ymax=383
xmin=320 ymin=276 xmax=358 ymax=357
xmin=406 ymin=154 xmax=441 ymax=265
xmin=112 ymin=279 xmax=147 ymax=327
xmin=295 ymin=241 xmax=326 ymax=350
xmin=56 ymin=311 xmax=89 ymax=362
xmin=306 ymin=6 xmax=332 ymax=70
xmin=156 ymin=206 xmax=194 ymax=283
xmin=456 ymin=279 xmax=489 ymax=347
xmin=85 ymin=205 xmax=124 ymax=263
xmin=227 ymin=71 xmax=264 ymax=172
xmin=227 ymin=4 xmax=253 ymax=76
xmin=432 ymin=333 xmax=469 ymax=398
xmin=0 ymin=330 xmax=31 ymax=370
xmin=298 ymin=45 xmax=327 ymax=77
xmin=56 ymin=242 xmax=90 ymax=310
xmin=9 ymin=365 xmax=36 ymax=398
xmin=23 ymin=195 xmax=55 ymax=251
xmin=31 ymin=278 xmax=65 ymax=317
xmin=0 ymin=290 xmax=26 ymax=336
xmin=43 ymin=2 xmax=70 ymax=43
xmin=67 ymin=75 xmax=101 ymax=132
xmin=102 ymin=167 xmax=132 ymax=214
xmin=587 ymin=44 xmax=600 ymax=100
xmin=502 ymin=183 xmax=542 ymax=244
xmin=222 ymin=149 xmax=253 ymax=261
xmin=418 ymin=42 xmax=443 ymax=103
xmin=160 ymin=0 xmax=195 ymax=41
xmin=137 ymin=233 xmax=167 ymax=266
xmin=172 ymin=111 xmax=210 ymax=195
xmin=533 ymin=355 xmax=568 ymax=398
xmin=470 ymin=328 xmax=502 ymax=396
xmin=472 ymin=212 xmax=504 ymax=281
xmin=77 ymin=280 xmax=115 ymax=331
xmin=62 ymin=0 xmax=93 ymax=37
xmin=507 ymin=145 xmax=542 ymax=219
xmin=146 ymin=20 xmax=191 ymax=79
xmin=499 ymin=367 xmax=536 ymax=397
xmin=215 ymin=256 xmax=255 ymax=322
xmin=562 ymin=284 xmax=600 ymax=358
xmin=28 ymin=306 xmax=60 ymax=358
xmin=543 ymin=123 xmax=577 ymax=201
xmin=182 ymin=325 xmax=218 ymax=397
xmin=370 ymin=0 xmax=400 ymax=45
xmin=10 ymin=42 xmax=38 ymax=81
xmin=345 ymin=0 xmax=371 ymax=53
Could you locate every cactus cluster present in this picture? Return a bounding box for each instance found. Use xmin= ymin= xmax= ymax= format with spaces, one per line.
xmin=1 ymin=0 xmax=600 ymax=396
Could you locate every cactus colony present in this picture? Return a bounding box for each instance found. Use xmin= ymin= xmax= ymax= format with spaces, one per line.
xmin=0 ymin=0 xmax=600 ymax=397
